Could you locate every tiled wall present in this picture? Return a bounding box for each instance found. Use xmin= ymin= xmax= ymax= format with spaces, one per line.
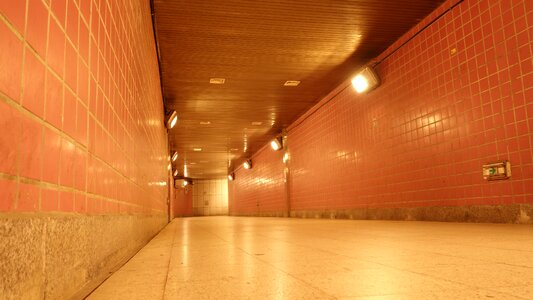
xmin=193 ymin=179 xmax=229 ymax=215
xmin=173 ymin=185 xmax=193 ymax=217
xmin=0 ymin=0 xmax=168 ymax=298
xmin=0 ymin=0 xmax=168 ymax=215
xmin=229 ymin=0 xmax=533 ymax=219
xmin=229 ymin=145 xmax=286 ymax=215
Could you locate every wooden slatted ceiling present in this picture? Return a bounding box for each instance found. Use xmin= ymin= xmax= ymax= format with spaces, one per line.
xmin=153 ymin=0 xmax=445 ymax=179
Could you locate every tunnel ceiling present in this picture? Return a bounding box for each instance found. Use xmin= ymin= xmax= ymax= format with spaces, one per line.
xmin=152 ymin=0 xmax=445 ymax=179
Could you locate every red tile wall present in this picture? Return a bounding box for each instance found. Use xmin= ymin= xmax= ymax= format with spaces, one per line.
xmin=0 ymin=0 xmax=169 ymax=215
xmin=229 ymin=145 xmax=287 ymax=215
xmin=173 ymin=186 xmax=193 ymax=217
xmin=229 ymin=0 xmax=533 ymax=215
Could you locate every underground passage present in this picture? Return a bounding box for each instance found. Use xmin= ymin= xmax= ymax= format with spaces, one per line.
xmin=0 ymin=0 xmax=532 ymax=299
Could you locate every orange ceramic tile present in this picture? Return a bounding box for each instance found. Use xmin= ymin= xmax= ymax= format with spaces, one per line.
xmin=0 ymin=179 xmax=17 ymax=212
xmin=51 ymin=0 xmax=67 ymax=28
xmin=41 ymin=188 xmax=59 ymax=211
xmin=26 ymin=0 xmax=49 ymax=57
xmin=59 ymin=191 xmax=74 ymax=212
xmin=65 ymin=0 xmax=78 ymax=45
xmin=74 ymin=192 xmax=86 ymax=212
xmin=42 ymin=128 xmax=61 ymax=184
xmin=62 ymin=89 xmax=77 ymax=138
xmin=17 ymin=183 xmax=40 ymax=212
xmin=22 ymin=49 xmax=46 ymax=118
xmin=74 ymin=147 xmax=87 ymax=191
xmin=0 ymin=21 xmax=23 ymax=103
xmin=0 ymin=0 xmax=26 ymax=33
xmin=47 ymin=18 xmax=65 ymax=76
xmin=0 ymin=101 xmax=21 ymax=175
xmin=59 ymin=138 xmax=75 ymax=188
xmin=76 ymin=100 xmax=87 ymax=145
xmin=79 ymin=0 xmax=90 ymax=24
xmin=44 ymin=70 xmax=63 ymax=129
xmin=78 ymin=59 xmax=89 ymax=104
xmin=19 ymin=116 xmax=43 ymax=180
xmin=64 ymin=40 xmax=78 ymax=90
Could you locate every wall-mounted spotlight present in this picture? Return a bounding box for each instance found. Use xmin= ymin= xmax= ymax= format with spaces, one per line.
xmin=166 ymin=110 xmax=178 ymax=129
xmin=173 ymin=169 xmax=178 ymax=177
xmin=171 ymin=151 xmax=178 ymax=162
xmin=351 ymin=66 xmax=380 ymax=93
xmin=228 ymin=173 xmax=235 ymax=181
xmin=243 ymin=160 xmax=252 ymax=169
xmin=181 ymin=178 xmax=192 ymax=187
xmin=270 ymin=136 xmax=283 ymax=151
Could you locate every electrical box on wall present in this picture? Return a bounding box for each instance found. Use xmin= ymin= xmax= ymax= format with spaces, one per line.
xmin=482 ymin=161 xmax=511 ymax=181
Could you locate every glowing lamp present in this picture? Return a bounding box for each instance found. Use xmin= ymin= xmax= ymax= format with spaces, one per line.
xmin=166 ymin=110 xmax=178 ymax=129
xmin=270 ymin=137 xmax=283 ymax=151
xmin=351 ymin=66 xmax=380 ymax=93
xmin=243 ymin=160 xmax=252 ymax=169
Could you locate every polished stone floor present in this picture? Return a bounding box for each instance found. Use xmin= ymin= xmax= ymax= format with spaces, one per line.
xmin=87 ymin=216 xmax=533 ymax=299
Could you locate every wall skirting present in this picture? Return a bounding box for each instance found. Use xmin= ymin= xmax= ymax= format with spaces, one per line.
xmin=292 ymin=204 xmax=533 ymax=223
xmin=230 ymin=211 xmax=289 ymax=218
xmin=0 ymin=214 xmax=166 ymax=299
xmin=232 ymin=204 xmax=533 ymax=224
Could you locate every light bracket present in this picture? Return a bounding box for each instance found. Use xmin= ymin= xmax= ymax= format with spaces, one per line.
xmin=351 ymin=66 xmax=380 ymax=93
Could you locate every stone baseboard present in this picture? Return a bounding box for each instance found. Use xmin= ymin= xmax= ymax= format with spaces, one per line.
xmin=0 ymin=214 xmax=167 ymax=299
xmin=231 ymin=204 xmax=533 ymax=224
xmin=290 ymin=204 xmax=533 ymax=223
xmin=230 ymin=211 xmax=289 ymax=218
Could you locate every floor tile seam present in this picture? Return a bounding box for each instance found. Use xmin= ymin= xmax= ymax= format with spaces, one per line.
xmin=229 ymin=243 xmax=344 ymax=298
xmin=492 ymin=262 xmax=533 ymax=269
xmin=391 ymin=265 xmax=529 ymax=296
xmin=237 ymin=233 xmax=403 ymax=256
xmin=336 ymin=288 xmax=524 ymax=299
xmin=239 ymin=232 xmax=497 ymax=256
xmin=482 ymin=288 xmax=532 ymax=300
xmin=491 ymin=285 xmax=533 ymax=299
xmin=161 ymin=223 xmax=182 ymax=300
xmin=375 ymin=248 xmax=533 ymax=268
xmin=345 ymin=257 xmax=478 ymax=289
xmin=401 ymin=261 xmax=533 ymax=271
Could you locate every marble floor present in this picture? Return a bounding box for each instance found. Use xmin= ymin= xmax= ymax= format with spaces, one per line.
xmin=87 ymin=216 xmax=533 ymax=299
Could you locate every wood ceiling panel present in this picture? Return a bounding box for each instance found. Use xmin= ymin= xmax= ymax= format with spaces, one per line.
xmin=153 ymin=0 xmax=445 ymax=179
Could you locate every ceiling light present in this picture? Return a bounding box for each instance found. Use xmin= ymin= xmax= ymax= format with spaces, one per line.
xmin=251 ymin=121 xmax=263 ymax=126
xmin=171 ymin=151 xmax=178 ymax=162
xmin=167 ymin=163 xmax=171 ymax=171
xmin=228 ymin=173 xmax=235 ymax=181
xmin=351 ymin=66 xmax=380 ymax=93
xmin=183 ymin=180 xmax=188 ymax=187
xmin=189 ymin=162 xmax=196 ymax=165
xmin=243 ymin=159 xmax=252 ymax=169
xmin=284 ymin=80 xmax=300 ymax=86
xmin=209 ymin=78 xmax=225 ymax=84
xmin=173 ymin=169 xmax=178 ymax=177
xmin=166 ymin=110 xmax=178 ymax=129
xmin=193 ymin=148 xmax=202 ymax=152
xmin=230 ymin=148 xmax=239 ymax=152
xmin=283 ymin=152 xmax=289 ymax=163
xmin=200 ymin=121 xmax=211 ymax=125
xmin=270 ymin=136 xmax=283 ymax=151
